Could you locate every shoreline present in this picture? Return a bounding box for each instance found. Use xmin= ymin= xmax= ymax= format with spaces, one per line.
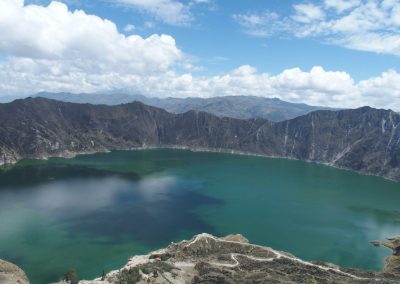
xmin=1 ymin=145 xmax=398 ymax=183
xmin=77 ymin=233 xmax=397 ymax=284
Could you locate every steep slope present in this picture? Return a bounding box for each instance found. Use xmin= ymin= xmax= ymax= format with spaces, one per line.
xmin=0 ymin=98 xmax=399 ymax=181
xmin=29 ymin=92 xmax=330 ymax=121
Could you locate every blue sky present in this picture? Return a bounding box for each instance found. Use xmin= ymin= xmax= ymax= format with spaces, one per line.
xmin=1 ymin=0 xmax=400 ymax=109
xmin=26 ymin=0 xmax=399 ymax=79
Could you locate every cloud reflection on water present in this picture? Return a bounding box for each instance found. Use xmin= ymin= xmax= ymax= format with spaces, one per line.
xmin=0 ymin=168 xmax=222 ymax=247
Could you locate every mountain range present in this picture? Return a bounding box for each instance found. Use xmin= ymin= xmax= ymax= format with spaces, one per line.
xmin=0 ymin=92 xmax=332 ymax=122
xmin=0 ymin=97 xmax=398 ymax=182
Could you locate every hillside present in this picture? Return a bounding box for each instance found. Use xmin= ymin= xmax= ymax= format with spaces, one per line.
xmin=0 ymin=98 xmax=398 ymax=181
xmin=79 ymin=234 xmax=400 ymax=283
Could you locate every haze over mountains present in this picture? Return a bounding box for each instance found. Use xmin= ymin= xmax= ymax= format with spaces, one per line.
xmin=0 ymin=92 xmax=333 ymax=122
xmin=0 ymin=97 xmax=398 ymax=182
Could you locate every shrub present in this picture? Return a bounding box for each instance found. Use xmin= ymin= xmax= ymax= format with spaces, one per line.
xmin=116 ymin=267 xmax=141 ymax=284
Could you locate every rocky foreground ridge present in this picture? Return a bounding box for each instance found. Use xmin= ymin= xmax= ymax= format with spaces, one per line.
xmin=0 ymin=259 xmax=29 ymax=284
xmin=71 ymin=233 xmax=399 ymax=284
xmin=0 ymin=98 xmax=399 ymax=181
xmin=3 ymin=234 xmax=400 ymax=283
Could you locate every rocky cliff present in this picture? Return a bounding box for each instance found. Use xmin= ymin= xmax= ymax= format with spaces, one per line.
xmin=0 ymin=98 xmax=399 ymax=181
xmin=77 ymin=234 xmax=399 ymax=284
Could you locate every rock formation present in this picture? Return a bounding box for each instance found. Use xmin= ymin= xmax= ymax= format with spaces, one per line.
xmin=371 ymin=236 xmax=400 ymax=276
xmin=0 ymin=259 xmax=30 ymax=284
xmin=78 ymin=233 xmax=399 ymax=284
xmin=0 ymin=98 xmax=399 ymax=181
xmin=4 ymin=234 xmax=400 ymax=283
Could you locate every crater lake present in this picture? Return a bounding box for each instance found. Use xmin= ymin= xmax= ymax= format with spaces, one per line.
xmin=0 ymin=149 xmax=399 ymax=283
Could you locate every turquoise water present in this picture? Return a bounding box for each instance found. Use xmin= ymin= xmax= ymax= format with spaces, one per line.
xmin=0 ymin=149 xmax=399 ymax=283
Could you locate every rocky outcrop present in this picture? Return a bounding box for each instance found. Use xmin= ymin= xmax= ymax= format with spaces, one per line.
xmin=79 ymin=234 xmax=399 ymax=284
xmin=2 ymin=234 xmax=398 ymax=284
xmin=0 ymin=259 xmax=30 ymax=284
xmin=0 ymin=98 xmax=399 ymax=181
xmin=371 ymin=236 xmax=400 ymax=276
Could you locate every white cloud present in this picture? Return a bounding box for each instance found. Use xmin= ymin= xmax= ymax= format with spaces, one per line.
xmin=232 ymin=11 xmax=283 ymax=37
xmin=144 ymin=21 xmax=156 ymax=28
xmin=233 ymin=0 xmax=400 ymax=57
xmin=188 ymin=66 xmax=361 ymax=107
xmin=294 ymin=0 xmax=400 ymax=56
xmin=190 ymin=0 xmax=210 ymax=4
xmin=123 ymin=23 xmax=135 ymax=32
xmin=0 ymin=0 xmax=182 ymax=74
xmin=0 ymin=0 xmax=400 ymax=111
xmin=358 ymin=69 xmax=400 ymax=108
xmin=112 ymin=0 xmax=193 ymax=26
xmin=324 ymin=0 xmax=361 ymax=13
xmin=2 ymin=56 xmax=400 ymax=111
xmin=292 ymin=3 xmax=326 ymax=23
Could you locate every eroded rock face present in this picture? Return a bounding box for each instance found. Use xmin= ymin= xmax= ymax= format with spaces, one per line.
xmin=0 ymin=98 xmax=399 ymax=182
xmin=81 ymin=234 xmax=400 ymax=284
xmin=0 ymin=260 xmax=29 ymax=284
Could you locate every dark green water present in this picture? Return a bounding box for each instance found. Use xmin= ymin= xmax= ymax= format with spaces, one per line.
xmin=0 ymin=149 xmax=399 ymax=283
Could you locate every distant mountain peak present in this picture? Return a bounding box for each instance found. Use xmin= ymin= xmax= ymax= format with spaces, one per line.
xmin=19 ymin=92 xmax=336 ymax=122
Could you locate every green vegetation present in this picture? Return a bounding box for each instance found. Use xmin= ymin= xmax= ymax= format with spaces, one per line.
xmin=63 ymin=268 xmax=79 ymax=284
xmin=140 ymin=262 xmax=174 ymax=275
xmin=307 ymin=276 xmax=318 ymax=284
xmin=116 ymin=267 xmax=141 ymax=284
xmin=116 ymin=262 xmax=175 ymax=284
